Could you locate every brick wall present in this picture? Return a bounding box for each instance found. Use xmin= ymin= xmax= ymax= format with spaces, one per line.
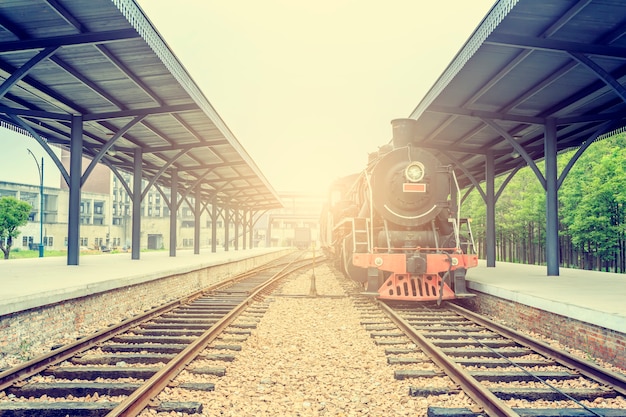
xmin=462 ymin=293 xmax=626 ymax=371
xmin=0 ymin=251 xmax=287 ymax=365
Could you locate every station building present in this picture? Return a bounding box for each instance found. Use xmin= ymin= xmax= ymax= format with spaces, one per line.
xmin=1 ymin=155 xmax=323 ymax=253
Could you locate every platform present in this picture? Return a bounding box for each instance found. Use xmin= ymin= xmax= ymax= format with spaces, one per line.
xmin=0 ymin=248 xmax=286 ymax=317
xmin=466 ymin=260 xmax=626 ymax=334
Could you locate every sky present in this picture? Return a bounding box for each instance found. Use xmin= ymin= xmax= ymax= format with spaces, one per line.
xmin=1 ymin=0 xmax=497 ymax=194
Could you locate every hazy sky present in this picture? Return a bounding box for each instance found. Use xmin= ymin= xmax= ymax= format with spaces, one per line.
xmin=134 ymin=0 xmax=496 ymax=194
xmin=1 ymin=0 xmax=496 ymax=194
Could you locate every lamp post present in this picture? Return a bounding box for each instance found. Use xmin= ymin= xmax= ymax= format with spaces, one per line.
xmin=27 ymin=149 xmax=44 ymax=257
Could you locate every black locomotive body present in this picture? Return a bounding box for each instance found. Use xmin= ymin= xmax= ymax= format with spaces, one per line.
xmin=320 ymin=119 xmax=477 ymax=303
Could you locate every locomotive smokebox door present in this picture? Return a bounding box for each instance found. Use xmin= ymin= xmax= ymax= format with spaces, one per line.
xmin=370 ymin=147 xmax=448 ymax=228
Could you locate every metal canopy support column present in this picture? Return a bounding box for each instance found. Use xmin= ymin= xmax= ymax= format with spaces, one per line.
xmin=485 ymin=152 xmax=496 ymax=267
xmin=242 ymin=209 xmax=248 ymax=250
xmin=545 ymin=118 xmax=560 ymax=276
xmin=224 ymin=206 xmax=230 ymax=252
xmin=67 ymin=115 xmax=83 ymax=266
xmin=194 ymin=187 xmax=201 ymax=255
xmin=266 ymin=216 xmax=273 ymax=248
xmin=170 ymin=168 xmax=178 ymax=257
xmin=249 ymin=211 xmax=254 ymax=249
xmin=131 ymin=148 xmax=142 ymax=260
xmin=211 ymin=203 xmax=217 ymax=253
xmin=234 ymin=209 xmax=240 ymax=251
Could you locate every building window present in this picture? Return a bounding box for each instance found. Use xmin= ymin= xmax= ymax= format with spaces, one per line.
xmin=22 ymin=236 xmax=33 ymax=247
xmin=44 ymin=236 xmax=54 ymax=247
xmin=80 ymin=237 xmax=88 ymax=247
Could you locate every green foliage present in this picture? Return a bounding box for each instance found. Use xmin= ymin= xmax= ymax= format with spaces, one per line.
xmin=0 ymin=196 xmax=32 ymax=260
xmin=462 ymin=133 xmax=626 ymax=270
xmin=560 ymin=134 xmax=626 ymax=266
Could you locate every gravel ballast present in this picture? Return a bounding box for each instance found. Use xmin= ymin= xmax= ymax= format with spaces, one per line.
xmin=147 ymin=264 xmax=475 ymax=416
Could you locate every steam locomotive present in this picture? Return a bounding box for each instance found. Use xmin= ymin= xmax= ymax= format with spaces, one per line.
xmin=320 ymin=118 xmax=477 ymax=303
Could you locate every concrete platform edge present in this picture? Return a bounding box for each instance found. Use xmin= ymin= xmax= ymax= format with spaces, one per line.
xmin=467 ymin=281 xmax=626 ymax=335
xmin=0 ymin=248 xmax=290 ymax=317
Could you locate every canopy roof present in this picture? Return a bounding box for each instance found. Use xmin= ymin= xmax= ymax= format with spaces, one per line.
xmin=0 ymin=0 xmax=282 ymax=210
xmin=409 ymin=0 xmax=626 ymax=189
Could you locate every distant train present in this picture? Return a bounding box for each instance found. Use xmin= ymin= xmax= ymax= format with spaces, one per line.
xmin=293 ymin=227 xmax=312 ymax=250
xmin=320 ymin=118 xmax=477 ymax=303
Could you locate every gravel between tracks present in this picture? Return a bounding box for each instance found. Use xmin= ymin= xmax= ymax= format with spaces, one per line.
xmin=147 ymin=264 xmax=474 ymax=416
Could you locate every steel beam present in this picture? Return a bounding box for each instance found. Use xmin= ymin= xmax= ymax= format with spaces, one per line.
xmin=485 ymin=153 xmax=496 ymax=267
xmin=545 ymin=119 xmax=560 ymax=276
xmin=234 ymin=209 xmax=240 ymax=251
xmin=194 ymin=186 xmax=201 ymax=255
xmin=211 ymin=203 xmax=218 ymax=253
xmin=224 ymin=206 xmax=230 ymax=252
xmin=131 ymin=148 xmax=142 ymax=260
xmin=67 ymin=115 xmax=82 ymax=266
xmin=242 ymin=210 xmax=248 ymax=250
xmin=169 ymin=169 xmax=178 ymax=257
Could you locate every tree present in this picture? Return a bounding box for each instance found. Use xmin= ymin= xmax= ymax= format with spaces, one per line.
xmin=560 ymin=134 xmax=626 ymax=271
xmin=0 ymin=196 xmax=32 ymax=260
xmin=463 ymin=133 xmax=626 ymax=272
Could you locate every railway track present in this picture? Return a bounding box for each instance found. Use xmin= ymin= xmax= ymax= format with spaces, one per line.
xmin=369 ymin=299 xmax=626 ymax=417
xmin=0 ymin=252 xmax=315 ymax=416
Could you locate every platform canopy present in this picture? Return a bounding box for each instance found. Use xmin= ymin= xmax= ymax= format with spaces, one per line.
xmin=0 ymin=0 xmax=282 ymax=211
xmin=408 ymin=0 xmax=626 ymax=189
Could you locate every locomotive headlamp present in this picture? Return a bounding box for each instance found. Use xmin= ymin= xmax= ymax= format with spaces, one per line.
xmin=405 ymin=162 xmax=425 ymax=182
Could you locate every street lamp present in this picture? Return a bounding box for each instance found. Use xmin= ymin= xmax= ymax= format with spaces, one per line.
xmin=27 ymin=149 xmax=44 ymax=257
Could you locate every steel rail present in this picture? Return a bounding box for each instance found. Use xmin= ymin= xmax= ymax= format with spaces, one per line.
xmin=0 ymin=297 xmax=184 ymax=392
xmin=0 ymin=255 xmax=297 ymax=392
xmin=105 ymin=256 xmax=314 ymax=417
xmin=377 ymin=301 xmax=519 ymax=417
xmin=445 ymin=302 xmax=626 ymax=396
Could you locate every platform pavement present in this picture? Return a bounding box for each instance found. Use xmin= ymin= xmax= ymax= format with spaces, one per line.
xmin=3 ymin=252 xmax=624 ymax=336
xmin=466 ymin=260 xmax=626 ymax=334
xmin=0 ymin=247 xmax=286 ymax=317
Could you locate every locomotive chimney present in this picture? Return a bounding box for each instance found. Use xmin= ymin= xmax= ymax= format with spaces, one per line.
xmin=391 ymin=118 xmax=419 ymax=147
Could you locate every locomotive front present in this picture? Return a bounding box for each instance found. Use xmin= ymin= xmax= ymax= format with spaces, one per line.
xmin=325 ymin=118 xmax=477 ymax=303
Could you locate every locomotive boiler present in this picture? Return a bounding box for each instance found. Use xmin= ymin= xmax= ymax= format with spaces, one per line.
xmin=320 ymin=118 xmax=477 ymax=303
